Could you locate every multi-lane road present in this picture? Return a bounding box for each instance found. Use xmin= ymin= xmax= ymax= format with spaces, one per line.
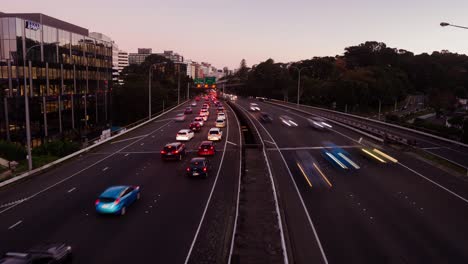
xmin=1 ymin=94 xmax=468 ymax=263
xmin=235 ymin=98 xmax=468 ymax=263
xmin=0 ymin=99 xmax=241 ymax=263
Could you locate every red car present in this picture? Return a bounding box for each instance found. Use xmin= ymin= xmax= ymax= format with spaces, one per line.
xmin=189 ymin=121 xmax=201 ymax=132
xmin=198 ymin=141 xmax=215 ymax=156
xmin=195 ymin=96 xmax=200 ymax=101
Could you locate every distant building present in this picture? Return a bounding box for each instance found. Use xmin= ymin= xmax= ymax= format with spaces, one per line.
xmin=117 ymin=51 xmax=129 ymax=84
xmin=90 ymin=32 xmax=119 ymax=83
xmin=156 ymin=51 xmax=183 ymax=63
xmin=128 ymin=48 xmax=152 ymax=65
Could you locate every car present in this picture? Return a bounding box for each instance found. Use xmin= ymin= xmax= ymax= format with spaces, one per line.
xmin=279 ymin=115 xmax=299 ymax=127
xmin=198 ymin=141 xmax=215 ymax=156
xmin=184 ymin=107 xmax=193 ymax=114
xmin=186 ymin=157 xmax=210 ymax=178
xmin=217 ymin=106 xmax=225 ymax=113
xmin=176 ymin=129 xmax=195 ymax=141
xmin=95 ymin=185 xmax=141 ymax=215
xmin=307 ymin=117 xmax=333 ymax=130
xmin=193 ymin=117 xmax=204 ymax=126
xmin=195 ymin=96 xmax=200 ymax=101
xmin=0 ymin=244 xmax=73 ymax=264
xmin=217 ymin=112 xmax=226 ymax=120
xmin=189 ymin=121 xmax=202 ymax=132
xmin=200 ymin=108 xmax=209 ymax=116
xmin=208 ymin=127 xmax=223 ymax=141
xmin=259 ymin=112 xmax=273 ymax=123
xmin=215 ymin=118 xmax=226 ymax=128
xmin=174 ymin=113 xmax=186 ymax=122
xmin=191 ymin=102 xmax=197 ymax=107
xmin=249 ymin=103 xmax=260 ymax=111
xmin=161 ymin=142 xmax=186 ymax=160
xmin=202 ymin=103 xmax=209 ymax=109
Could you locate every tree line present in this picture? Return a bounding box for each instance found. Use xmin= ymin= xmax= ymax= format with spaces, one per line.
xmin=228 ymin=41 xmax=468 ymax=114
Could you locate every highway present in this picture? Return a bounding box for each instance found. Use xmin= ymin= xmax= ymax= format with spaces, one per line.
xmin=268 ymin=100 xmax=468 ymax=169
xmin=235 ymin=98 xmax=468 ymax=263
xmin=0 ymin=99 xmax=241 ymax=263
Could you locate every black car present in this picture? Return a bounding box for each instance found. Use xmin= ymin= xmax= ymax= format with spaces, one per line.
xmin=0 ymin=243 xmax=72 ymax=264
xmin=259 ymin=112 xmax=273 ymax=123
xmin=161 ymin=142 xmax=186 ymax=161
xmin=184 ymin=107 xmax=193 ymax=114
xmin=186 ymin=157 xmax=210 ymax=178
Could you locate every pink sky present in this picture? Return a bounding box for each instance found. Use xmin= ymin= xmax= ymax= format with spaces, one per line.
xmin=3 ymin=0 xmax=468 ymax=69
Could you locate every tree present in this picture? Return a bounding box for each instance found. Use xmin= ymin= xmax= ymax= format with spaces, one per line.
xmin=236 ymin=59 xmax=249 ymax=81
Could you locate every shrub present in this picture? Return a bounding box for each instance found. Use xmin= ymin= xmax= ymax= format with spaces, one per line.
xmin=32 ymin=140 xmax=80 ymax=157
xmin=0 ymin=141 xmax=26 ymax=161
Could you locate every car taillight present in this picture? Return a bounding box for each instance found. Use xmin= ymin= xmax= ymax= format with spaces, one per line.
xmin=160 ymin=150 xmax=166 ymax=154
xmin=174 ymin=150 xmax=179 ymax=154
xmin=95 ymin=199 xmax=100 ymax=205
xmin=210 ymin=146 xmax=214 ymax=150
xmin=114 ymin=198 xmax=120 ymax=205
xmin=186 ymin=167 xmax=190 ymax=172
xmin=203 ymin=167 xmax=207 ymax=172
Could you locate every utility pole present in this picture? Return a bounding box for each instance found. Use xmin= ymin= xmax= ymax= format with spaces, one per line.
xmin=148 ymin=62 xmax=166 ymax=119
xmin=187 ymin=83 xmax=190 ymax=100
xmin=378 ymin=100 xmax=382 ymax=120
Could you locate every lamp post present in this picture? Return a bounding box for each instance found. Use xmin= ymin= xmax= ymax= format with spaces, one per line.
xmin=23 ymin=42 xmax=59 ymax=171
xmin=148 ymin=62 xmax=166 ymax=120
xmin=290 ymin=65 xmax=311 ymax=107
xmin=440 ymin=22 xmax=468 ymax=30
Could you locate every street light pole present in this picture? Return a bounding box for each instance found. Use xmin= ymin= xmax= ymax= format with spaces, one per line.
xmin=148 ymin=62 xmax=166 ymax=120
xmin=290 ymin=66 xmax=310 ymax=107
xmin=440 ymin=22 xmax=468 ymax=30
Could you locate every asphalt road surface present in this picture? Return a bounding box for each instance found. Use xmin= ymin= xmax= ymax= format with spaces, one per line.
xmin=0 ymin=99 xmax=241 ymax=263
xmin=236 ymin=98 xmax=468 ymax=264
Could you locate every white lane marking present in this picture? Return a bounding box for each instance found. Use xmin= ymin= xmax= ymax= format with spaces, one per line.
xmin=227 ymin=103 xmax=243 ymax=264
xmin=8 ymin=220 xmax=22 ymax=230
xmin=102 ymin=167 xmax=109 ymax=172
xmin=237 ymin=105 xmax=290 ymax=264
xmin=67 ymin=187 xmax=76 ymax=193
xmin=184 ymin=104 xmax=231 ymax=264
xmin=398 ymin=162 xmax=468 ymax=204
xmin=0 ymin=198 xmax=28 ymax=208
xmin=0 ymin=121 xmax=174 ymax=215
xmin=240 ymin=103 xmax=328 ymax=264
xmin=227 ymin=141 xmax=238 ymax=146
xmin=422 ymin=147 xmax=442 ymax=150
xmin=264 ymin=140 xmax=276 ymax=145
xmin=110 ymin=134 xmax=148 ymax=144
xmin=124 ymin=153 xmax=129 ymax=157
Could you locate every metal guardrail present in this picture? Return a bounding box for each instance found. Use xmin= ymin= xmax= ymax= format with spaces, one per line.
xmin=271 ymin=99 xmax=468 ymax=148
xmin=227 ymin=101 xmax=263 ymax=149
xmin=0 ymin=101 xmax=188 ymax=188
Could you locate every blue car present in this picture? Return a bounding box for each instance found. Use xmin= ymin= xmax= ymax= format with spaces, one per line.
xmin=95 ymin=185 xmax=141 ymax=215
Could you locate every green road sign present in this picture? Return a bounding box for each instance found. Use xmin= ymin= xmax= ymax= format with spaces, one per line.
xmin=205 ymin=77 xmax=216 ymax=85
xmin=194 ymin=78 xmax=204 ymax=84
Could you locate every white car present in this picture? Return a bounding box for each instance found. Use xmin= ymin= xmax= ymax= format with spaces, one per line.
xmin=193 ymin=117 xmax=204 ymax=127
xmin=208 ymin=128 xmax=223 ymax=141
xmin=191 ymin=102 xmax=197 ymax=107
xmin=279 ymin=115 xmax=299 ymax=127
xmin=200 ymin=109 xmax=209 ymax=116
xmin=174 ymin=113 xmax=186 ymax=122
xmin=176 ymin=129 xmax=194 ymax=141
xmin=215 ymin=118 xmax=226 ymax=128
xmin=217 ymin=112 xmax=226 ymax=120
xmin=250 ymin=103 xmax=260 ymax=111
xmin=307 ymin=117 xmax=332 ymax=130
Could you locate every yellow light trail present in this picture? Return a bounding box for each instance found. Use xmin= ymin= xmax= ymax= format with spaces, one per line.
xmin=296 ymin=162 xmax=313 ymax=188
xmin=373 ymin=149 xmax=398 ymax=163
xmin=361 ymin=148 xmax=386 ymax=163
xmin=313 ymin=163 xmax=333 ymax=188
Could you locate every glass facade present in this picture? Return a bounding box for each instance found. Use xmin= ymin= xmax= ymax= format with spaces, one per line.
xmin=0 ymin=14 xmax=113 ymax=146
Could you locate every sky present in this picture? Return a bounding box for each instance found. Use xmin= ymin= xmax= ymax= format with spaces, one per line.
xmin=2 ymin=0 xmax=468 ymax=69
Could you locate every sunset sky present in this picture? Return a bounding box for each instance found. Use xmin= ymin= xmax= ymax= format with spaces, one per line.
xmin=3 ymin=0 xmax=467 ymax=69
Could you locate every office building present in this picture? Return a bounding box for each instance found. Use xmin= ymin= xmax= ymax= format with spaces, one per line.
xmin=0 ymin=12 xmax=113 ymax=146
xmin=128 ymin=48 xmax=151 ymax=65
xmin=117 ymin=50 xmax=129 ymax=84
